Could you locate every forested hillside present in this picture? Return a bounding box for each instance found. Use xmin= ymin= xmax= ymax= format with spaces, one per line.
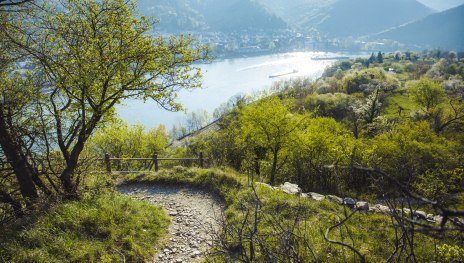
xmin=137 ymin=0 xmax=433 ymax=37
xmin=137 ymin=0 xmax=287 ymax=32
xmin=136 ymin=0 xmax=464 ymax=51
xmin=257 ymin=0 xmax=432 ymax=36
xmin=179 ymin=50 xmax=464 ymax=198
xmin=256 ymin=0 xmax=336 ymax=31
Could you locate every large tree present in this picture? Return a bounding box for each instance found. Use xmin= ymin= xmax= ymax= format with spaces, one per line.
xmin=239 ymin=96 xmax=304 ymax=185
xmin=0 ymin=0 xmax=206 ymax=214
xmin=1 ymin=4 xmax=51 ymax=215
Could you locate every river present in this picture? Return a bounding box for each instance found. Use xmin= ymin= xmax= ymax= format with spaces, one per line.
xmin=116 ymin=51 xmax=359 ymax=129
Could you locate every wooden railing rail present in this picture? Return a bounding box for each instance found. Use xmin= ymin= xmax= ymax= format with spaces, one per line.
xmin=103 ymin=152 xmax=205 ymax=173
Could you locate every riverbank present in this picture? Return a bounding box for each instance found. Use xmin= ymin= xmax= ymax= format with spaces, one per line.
xmin=117 ymin=51 xmax=359 ymax=128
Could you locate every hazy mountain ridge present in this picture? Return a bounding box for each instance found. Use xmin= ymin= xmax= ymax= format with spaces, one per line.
xmin=255 ymin=0 xmax=336 ymax=30
xmin=375 ymin=4 xmax=464 ymax=50
xmin=316 ymin=0 xmax=433 ymax=37
xmin=137 ymin=0 xmax=206 ymax=31
xmin=201 ymin=0 xmax=287 ymax=32
xmin=137 ymin=0 xmax=462 ymax=51
xmin=417 ymin=0 xmax=464 ymax=11
xmin=256 ymin=0 xmax=433 ymax=37
xmin=137 ymin=0 xmax=287 ymax=32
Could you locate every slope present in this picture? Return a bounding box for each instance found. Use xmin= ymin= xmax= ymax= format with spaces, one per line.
xmin=137 ymin=0 xmax=287 ymax=32
xmin=256 ymin=0 xmax=336 ymax=31
xmin=258 ymin=0 xmax=433 ymax=38
xmin=375 ymin=4 xmax=464 ymax=51
xmin=316 ymin=0 xmax=433 ymax=37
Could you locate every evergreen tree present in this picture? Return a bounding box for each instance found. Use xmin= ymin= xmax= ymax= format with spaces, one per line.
xmin=369 ymin=52 xmax=376 ymax=63
xmin=377 ymin=51 xmax=383 ymax=64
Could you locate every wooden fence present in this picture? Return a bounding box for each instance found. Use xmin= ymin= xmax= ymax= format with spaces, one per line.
xmin=103 ymin=152 xmax=205 ymax=173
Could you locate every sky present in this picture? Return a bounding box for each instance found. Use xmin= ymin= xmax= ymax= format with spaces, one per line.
xmin=417 ymin=0 xmax=464 ymax=11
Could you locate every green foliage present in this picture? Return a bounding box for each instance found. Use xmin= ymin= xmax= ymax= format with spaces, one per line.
xmin=0 ymin=0 xmax=207 ymax=213
xmin=238 ymin=96 xmax=305 ymax=184
xmin=362 ymin=121 xmax=459 ymax=185
xmin=413 ymin=168 xmax=464 ymax=203
xmin=377 ymin=51 xmax=383 ymax=64
xmin=88 ymin=120 xmax=169 ymax=158
xmin=0 ymin=191 xmax=169 ymax=262
xmin=437 ymin=244 xmax=464 ymax=263
xmin=157 ymin=52 xmax=464 ymax=262
xmin=303 ymin=92 xmax=353 ymax=120
xmin=341 ymin=68 xmax=386 ymax=94
xmin=354 ymin=89 xmax=382 ymax=125
xmin=410 ymin=77 xmax=445 ymax=113
xmin=287 ymin=117 xmax=354 ymax=192
xmin=123 ymin=167 xmax=454 ymax=262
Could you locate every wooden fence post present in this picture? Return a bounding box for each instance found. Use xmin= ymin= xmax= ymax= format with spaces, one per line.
xmin=153 ymin=154 xmax=159 ymax=172
xmin=254 ymin=157 xmax=260 ymax=176
xmin=199 ymin=152 xmax=204 ymax=168
xmin=105 ymin=153 xmax=111 ymax=174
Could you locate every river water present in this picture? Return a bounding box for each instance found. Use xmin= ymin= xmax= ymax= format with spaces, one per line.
xmin=116 ymin=51 xmax=355 ymax=129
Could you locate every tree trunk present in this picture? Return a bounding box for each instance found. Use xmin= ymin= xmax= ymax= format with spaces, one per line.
xmin=0 ymin=111 xmax=39 ymax=206
xmin=60 ymin=148 xmax=81 ymax=197
xmin=270 ymin=147 xmax=279 ymax=185
xmin=59 ymin=131 xmax=89 ymax=197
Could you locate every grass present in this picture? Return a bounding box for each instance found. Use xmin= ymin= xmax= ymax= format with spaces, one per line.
xmin=123 ymin=166 xmax=462 ymax=262
xmin=2 ymin=166 xmax=459 ymax=262
xmin=0 ymin=191 xmax=169 ymax=262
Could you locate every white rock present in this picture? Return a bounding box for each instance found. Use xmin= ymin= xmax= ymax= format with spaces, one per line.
xmin=434 ymin=215 xmax=444 ymax=224
xmin=375 ymin=204 xmax=391 ymax=213
xmin=309 ymin=192 xmax=325 ymax=201
xmin=169 ymin=211 xmax=178 ymax=216
xmin=413 ymin=210 xmax=427 ymax=219
xmin=280 ymin=182 xmax=301 ymax=195
xmin=356 ymin=201 xmax=369 ymax=211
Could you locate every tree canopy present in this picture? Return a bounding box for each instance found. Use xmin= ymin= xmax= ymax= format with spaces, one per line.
xmin=0 ymin=0 xmax=207 ymax=215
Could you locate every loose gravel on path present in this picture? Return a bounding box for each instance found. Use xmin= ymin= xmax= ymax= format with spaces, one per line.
xmin=118 ymin=184 xmax=223 ymax=263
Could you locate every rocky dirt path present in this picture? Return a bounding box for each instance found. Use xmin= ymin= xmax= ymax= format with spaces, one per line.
xmin=118 ymin=184 xmax=223 ymax=263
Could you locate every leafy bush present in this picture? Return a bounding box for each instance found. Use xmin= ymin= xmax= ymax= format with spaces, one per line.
xmin=341 ymin=68 xmax=386 ymax=94
xmin=303 ymin=93 xmax=353 ymax=120
xmin=437 ymin=244 xmax=464 ymax=263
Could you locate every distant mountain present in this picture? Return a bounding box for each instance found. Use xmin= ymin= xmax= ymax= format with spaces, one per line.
xmin=375 ymin=4 xmax=464 ymax=51
xmin=256 ymin=0 xmax=336 ymax=31
xmin=137 ymin=0 xmax=287 ymax=32
xmin=417 ymin=0 xmax=464 ymax=11
xmin=257 ymin=0 xmax=433 ymax=37
xmin=316 ymin=0 xmax=433 ymax=37
xmin=201 ymin=0 xmax=287 ymax=32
